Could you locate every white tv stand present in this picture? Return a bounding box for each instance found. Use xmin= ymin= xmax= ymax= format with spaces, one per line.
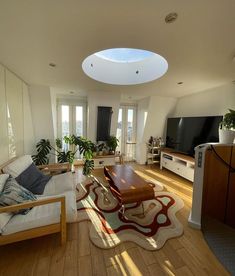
xmin=160 ymin=148 xmax=195 ymax=182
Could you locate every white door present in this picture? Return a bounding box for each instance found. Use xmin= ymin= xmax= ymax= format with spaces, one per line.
xmin=116 ymin=105 xmax=137 ymax=161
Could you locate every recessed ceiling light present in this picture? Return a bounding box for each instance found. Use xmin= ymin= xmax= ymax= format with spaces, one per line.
xmin=177 ymin=82 xmax=183 ymax=85
xmin=165 ymin=13 xmax=178 ymax=23
xmin=49 ymin=63 xmax=56 ymax=67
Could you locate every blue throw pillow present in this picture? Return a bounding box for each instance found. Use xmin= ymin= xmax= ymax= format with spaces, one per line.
xmin=0 ymin=177 xmax=37 ymax=214
xmin=16 ymin=163 xmax=51 ymax=195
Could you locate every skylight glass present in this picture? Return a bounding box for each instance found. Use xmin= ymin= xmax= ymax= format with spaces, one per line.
xmin=95 ymin=48 xmax=154 ymax=63
xmin=82 ymin=48 xmax=168 ymax=85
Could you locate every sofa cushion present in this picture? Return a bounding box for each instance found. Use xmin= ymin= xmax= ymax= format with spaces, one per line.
xmin=0 ymin=174 xmax=12 ymax=234
xmin=0 ymin=174 xmax=9 ymax=192
xmin=0 ymin=177 xmax=37 ymax=215
xmin=43 ymin=172 xmax=74 ymax=195
xmin=16 ymin=163 xmax=51 ymax=195
xmin=2 ymin=191 xmax=77 ymax=235
xmin=2 ymin=155 xmax=33 ymax=178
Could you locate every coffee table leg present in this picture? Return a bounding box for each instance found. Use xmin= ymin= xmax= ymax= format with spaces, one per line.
xmin=141 ymin=202 xmax=145 ymax=216
xmin=120 ymin=204 xmax=125 ymax=215
xmin=119 ymin=204 xmax=128 ymax=219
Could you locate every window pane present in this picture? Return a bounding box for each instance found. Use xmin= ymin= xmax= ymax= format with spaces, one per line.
xmin=127 ymin=109 xmax=134 ymax=142
xmin=116 ymin=108 xmax=122 ymax=153
xmin=76 ymin=106 xmax=83 ymax=136
xmin=62 ymin=105 xmax=69 ymax=137
xmin=61 ymin=105 xmax=69 ymax=151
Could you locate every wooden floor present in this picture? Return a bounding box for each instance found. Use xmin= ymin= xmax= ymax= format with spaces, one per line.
xmin=0 ymin=164 xmax=229 ymax=276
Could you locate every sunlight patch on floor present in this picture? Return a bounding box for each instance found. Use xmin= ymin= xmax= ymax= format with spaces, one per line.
xmin=145 ymin=169 xmax=193 ymax=192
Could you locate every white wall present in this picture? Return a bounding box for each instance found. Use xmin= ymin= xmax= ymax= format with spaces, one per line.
xmin=136 ymin=97 xmax=149 ymax=163
xmin=50 ymin=89 xmax=57 ymax=139
xmin=0 ymin=64 xmax=34 ymax=163
xmin=29 ymin=85 xmax=55 ymax=147
xmin=0 ymin=64 xmax=9 ymax=164
xmin=173 ymin=83 xmax=235 ymax=117
xmin=87 ymin=90 xmax=121 ymax=142
xmin=23 ymin=83 xmax=35 ymax=154
xmin=136 ymin=95 xmax=177 ymax=164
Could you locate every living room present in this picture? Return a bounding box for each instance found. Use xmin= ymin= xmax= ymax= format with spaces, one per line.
xmin=0 ymin=1 xmax=235 ymax=275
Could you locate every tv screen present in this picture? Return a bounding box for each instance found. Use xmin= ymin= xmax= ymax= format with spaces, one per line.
xmin=166 ymin=116 xmax=223 ymax=156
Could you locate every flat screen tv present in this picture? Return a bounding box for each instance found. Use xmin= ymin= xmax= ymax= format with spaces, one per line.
xmin=165 ymin=116 xmax=223 ymax=156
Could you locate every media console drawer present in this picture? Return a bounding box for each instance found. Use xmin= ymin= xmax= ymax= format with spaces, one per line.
xmin=160 ymin=150 xmax=195 ymax=182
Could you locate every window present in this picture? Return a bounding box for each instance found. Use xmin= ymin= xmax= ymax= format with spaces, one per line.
xmin=57 ymin=99 xmax=87 ymax=150
xmin=116 ymin=105 xmax=137 ymax=161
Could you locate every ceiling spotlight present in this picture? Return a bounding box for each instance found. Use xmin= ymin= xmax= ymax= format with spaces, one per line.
xmin=165 ymin=13 xmax=178 ymax=23
xmin=177 ymin=81 xmax=183 ymax=85
xmin=91 ymin=63 xmax=93 ymax=67
xmin=49 ymin=63 xmax=56 ymax=67
xmin=136 ymin=70 xmax=139 ymax=74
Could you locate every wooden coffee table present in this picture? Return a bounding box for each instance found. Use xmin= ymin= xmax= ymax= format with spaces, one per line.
xmin=104 ymin=165 xmax=155 ymax=214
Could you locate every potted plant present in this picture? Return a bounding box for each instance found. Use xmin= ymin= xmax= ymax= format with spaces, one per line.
xmin=97 ymin=143 xmax=105 ymax=156
xmin=107 ymin=136 xmax=119 ymax=154
xmin=219 ymin=109 xmax=235 ymax=143
xmin=32 ymin=135 xmax=95 ymax=176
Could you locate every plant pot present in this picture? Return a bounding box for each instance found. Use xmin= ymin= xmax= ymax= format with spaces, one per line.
xmin=98 ymin=151 xmax=103 ymax=156
xmin=219 ymin=129 xmax=235 ymax=144
xmin=103 ymin=149 xmax=109 ymax=155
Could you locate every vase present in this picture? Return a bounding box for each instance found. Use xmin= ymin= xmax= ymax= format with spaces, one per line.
xmin=219 ymin=129 xmax=235 ymax=144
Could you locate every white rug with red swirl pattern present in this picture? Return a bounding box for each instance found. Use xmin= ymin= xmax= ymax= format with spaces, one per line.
xmin=76 ymin=177 xmax=184 ymax=251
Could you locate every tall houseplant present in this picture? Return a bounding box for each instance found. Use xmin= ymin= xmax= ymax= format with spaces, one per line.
xmin=107 ymin=136 xmax=119 ymax=154
xmin=219 ymin=109 xmax=235 ymax=143
xmin=32 ymin=135 xmax=95 ymax=176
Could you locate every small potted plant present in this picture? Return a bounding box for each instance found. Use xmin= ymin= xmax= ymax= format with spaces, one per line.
xmin=92 ymin=144 xmax=98 ymax=157
xmin=219 ymin=109 xmax=235 ymax=143
xmin=97 ymin=143 xmax=105 ymax=156
xmin=107 ymin=136 xmax=119 ymax=155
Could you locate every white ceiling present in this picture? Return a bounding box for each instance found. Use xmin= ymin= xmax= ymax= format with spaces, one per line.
xmin=0 ymin=0 xmax=235 ymax=99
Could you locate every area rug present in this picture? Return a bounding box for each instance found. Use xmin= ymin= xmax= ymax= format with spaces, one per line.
xmin=76 ymin=177 xmax=184 ymax=251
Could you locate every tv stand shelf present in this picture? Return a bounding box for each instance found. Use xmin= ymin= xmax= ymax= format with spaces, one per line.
xmin=160 ymin=148 xmax=195 ymax=182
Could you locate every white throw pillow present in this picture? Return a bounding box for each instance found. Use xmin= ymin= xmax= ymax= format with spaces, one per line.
xmin=2 ymin=155 xmax=33 ymax=178
xmin=0 ymin=173 xmax=12 ymax=233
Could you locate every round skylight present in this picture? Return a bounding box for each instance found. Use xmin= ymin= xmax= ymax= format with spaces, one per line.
xmin=82 ymin=48 xmax=168 ymax=85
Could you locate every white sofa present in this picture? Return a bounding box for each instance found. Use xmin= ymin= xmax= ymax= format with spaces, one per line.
xmin=0 ymin=156 xmax=77 ymax=245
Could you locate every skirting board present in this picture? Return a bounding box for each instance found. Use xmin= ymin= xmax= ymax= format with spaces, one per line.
xmin=188 ymin=211 xmax=201 ymax=229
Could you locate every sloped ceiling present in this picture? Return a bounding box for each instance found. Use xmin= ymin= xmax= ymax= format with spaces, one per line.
xmin=0 ymin=0 xmax=235 ymax=99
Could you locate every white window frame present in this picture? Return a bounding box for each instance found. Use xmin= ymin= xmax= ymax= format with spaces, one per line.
xmin=117 ymin=104 xmax=137 ymax=160
xmin=57 ymin=98 xmax=87 ymax=139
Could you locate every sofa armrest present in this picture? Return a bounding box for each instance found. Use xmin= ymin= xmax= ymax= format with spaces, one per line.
xmin=0 ymin=196 xmax=67 ymax=244
xmin=37 ymin=163 xmax=71 ymax=175
xmin=0 ymin=196 xmax=65 ymax=214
